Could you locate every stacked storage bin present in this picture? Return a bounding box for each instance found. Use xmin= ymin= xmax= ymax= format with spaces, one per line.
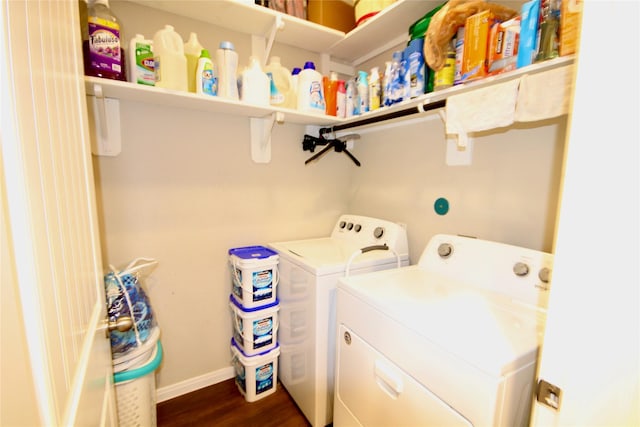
xmin=228 ymin=245 xmax=280 ymax=402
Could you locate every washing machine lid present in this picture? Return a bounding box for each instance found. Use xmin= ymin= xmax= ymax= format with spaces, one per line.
xmin=268 ymin=237 xmax=406 ymax=276
xmin=338 ymin=266 xmax=544 ymax=376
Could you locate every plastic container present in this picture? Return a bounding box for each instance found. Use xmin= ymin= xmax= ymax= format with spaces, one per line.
xmin=153 ymin=25 xmax=187 ymax=91
xmin=86 ymin=0 xmax=124 ymax=81
xmin=354 ymin=0 xmax=395 ymax=27
xmin=356 ymin=70 xmax=369 ymax=115
xmin=404 ymin=37 xmax=426 ymax=98
xmin=196 ymin=49 xmax=216 ymax=96
xmin=389 ymin=50 xmax=405 ymax=105
xmin=434 ymin=40 xmax=455 ymax=91
xmin=229 ymin=245 xmax=279 ymax=308
xmin=297 ymin=61 xmax=325 ymax=114
xmin=368 ymin=66 xmax=381 ymax=111
xmin=229 ymin=295 xmax=279 ymax=356
xmin=127 ymin=34 xmax=154 ymax=86
xmin=216 ymin=41 xmax=239 ymax=100
xmin=336 ymin=79 xmax=347 ymax=118
xmin=184 ymin=32 xmax=204 ymax=93
xmin=241 ymin=56 xmax=270 ymax=106
xmin=114 ymin=340 xmax=163 ymax=427
xmin=264 ymin=56 xmax=294 ymax=109
xmin=231 ymin=337 xmax=280 ymax=403
xmin=345 ymin=78 xmax=356 ymax=118
xmin=323 ymin=71 xmax=339 ymax=116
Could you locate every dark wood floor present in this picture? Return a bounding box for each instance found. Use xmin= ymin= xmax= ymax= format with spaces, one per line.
xmin=157 ymin=378 xmax=311 ymax=427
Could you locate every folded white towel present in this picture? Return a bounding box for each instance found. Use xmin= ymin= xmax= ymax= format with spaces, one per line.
xmin=515 ymin=65 xmax=574 ymax=122
xmin=446 ymin=79 xmax=520 ymax=148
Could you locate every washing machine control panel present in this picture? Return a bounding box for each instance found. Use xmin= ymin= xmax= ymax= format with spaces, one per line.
xmin=332 ymin=214 xmax=408 ymax=256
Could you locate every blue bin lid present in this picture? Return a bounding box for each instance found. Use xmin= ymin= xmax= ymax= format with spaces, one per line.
xmin=228 ymin=245 xmax=278 ymax=260
xmin=229 ymin=293 xmax=279 ymax=312
xmin=231 ymin=336 xmax=279 ymax=358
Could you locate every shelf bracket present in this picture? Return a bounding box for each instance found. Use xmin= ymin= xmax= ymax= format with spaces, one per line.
xmin=86 ymin=83 xmax=121 ymax=156
xmin=264 ymin=14 xmax=285 ymax=65
xmin=250 ymin=111 xmax=284 ymax=163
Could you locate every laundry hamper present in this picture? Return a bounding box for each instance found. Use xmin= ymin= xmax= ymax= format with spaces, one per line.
xmin=113 ymin=340 xmax=163 ymax=427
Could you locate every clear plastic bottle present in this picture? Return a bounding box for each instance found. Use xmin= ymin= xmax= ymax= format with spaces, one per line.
xmin=184 ymin=32 xmax=204 ymax=93
xmin=536 ymin=0 xmax=561 ymax=62
xmin=216 ymin=41 xmax=239 ymax=100
xmin=86 ymin=0 xmax=124 ymax=80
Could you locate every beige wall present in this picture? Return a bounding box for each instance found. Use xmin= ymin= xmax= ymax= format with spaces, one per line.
xmin=344 ymin=115 xmax=566 ymax=262
xmin=94 ymin=1 xmax=567 ymax=395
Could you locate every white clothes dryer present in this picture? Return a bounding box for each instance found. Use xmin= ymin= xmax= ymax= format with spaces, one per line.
xmin=268 ymin=214 xmax=409 ymax=427
xmin=334 ymin=234 xmax=553 ymax=427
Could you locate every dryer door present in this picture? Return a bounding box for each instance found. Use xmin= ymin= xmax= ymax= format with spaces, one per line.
xmin=334 ymin=325 xmax=472 ymax=427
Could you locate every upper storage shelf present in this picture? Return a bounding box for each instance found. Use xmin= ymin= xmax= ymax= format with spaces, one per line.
xmin=126 ymin=0 xmax=445 ymax=64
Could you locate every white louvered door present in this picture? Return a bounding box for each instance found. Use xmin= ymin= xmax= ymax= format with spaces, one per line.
xmin=0 ymin=0 xmax=116 ymax=425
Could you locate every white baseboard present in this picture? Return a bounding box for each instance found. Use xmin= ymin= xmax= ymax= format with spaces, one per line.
xmin=156 ymin=366 xmax=235 ymax=403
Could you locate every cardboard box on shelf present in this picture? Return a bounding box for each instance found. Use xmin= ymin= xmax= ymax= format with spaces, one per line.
xmin=460 ymin=10 xmax=497 ymax=83
xmin=308 ymin=0 xmax=356 ymax=33
xmin=559 ymin=0 xmax=582 ymax=56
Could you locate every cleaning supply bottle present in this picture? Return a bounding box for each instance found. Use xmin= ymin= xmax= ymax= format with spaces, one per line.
xmin=216 ymin=41 xmax=239 ymax=100
xmin=127 ymin=34 xmax=154 ymax=86
xmin=356 ymin=70 xmax=369 ymax=115
xmin=324 ymin=71 xmax=339 ymax=116
xmin=240 ymin=56 xmax=270 ymax=106
xmin=196 ymin=49 xmax=216 ymax=96
xmin=404 ymin=37 xmax=426 ymax=97
xmin=345 ymin=78 xmax=356 ymax=118
xmin=297 ymin=61 xmax=325 ymax=114
xmin=368 ymin=66 xmax=381 ymax=111
xmin=87 ymin=0 xmax=124 ymax=81
xmin=184 ymin=32 xmax=204 ymax=93
xmin=264 ymin=56 xmax=293 ymax=109
xmin=389 ymin=50 xmax=405 ymax=105
xmin=153 ymin=25 xmax=187 ymax=91
xmin=536 ymin=0 xmax=561 ymax=62
xmin=290 ymin=67 xmax=301 ymax=107
xmin=336 ymin=79 xmax=347 ymax=118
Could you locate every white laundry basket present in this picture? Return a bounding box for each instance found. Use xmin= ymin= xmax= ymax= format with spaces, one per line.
xmin=113 ymin=340 xmax=163 ymax=427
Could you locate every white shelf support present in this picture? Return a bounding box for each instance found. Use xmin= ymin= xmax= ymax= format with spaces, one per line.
xmin=263 ymin=14 xmax=284 ymax=65
xmin=250 ymin=111 xmax=285 ymax=163
xmin=86 ymin=83 xmax=121 ymax=156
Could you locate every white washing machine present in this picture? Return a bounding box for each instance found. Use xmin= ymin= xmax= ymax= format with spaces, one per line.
xmin=268 ymin=214 xmax=410 ymax=427
xmin=334 ymin=234 xmax=553 ymax=427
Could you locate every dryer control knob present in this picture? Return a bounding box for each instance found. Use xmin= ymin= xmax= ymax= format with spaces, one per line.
xmin=347 ymin=222 xmax=354 ymax=230
xmin=513 ymin=262 xmax=530 ymax=276
xmin=339 ymin=221 xmax=346 ymax=229
xmin=373 ymin=227 xmax=385 ymax=239
xmin=538 ymin=267 xmax=551 ymax=283
xmin=354 ymin=224 xmax=362 ymax=232
xmin=438 ymin=243 xmax=453 ymax=258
